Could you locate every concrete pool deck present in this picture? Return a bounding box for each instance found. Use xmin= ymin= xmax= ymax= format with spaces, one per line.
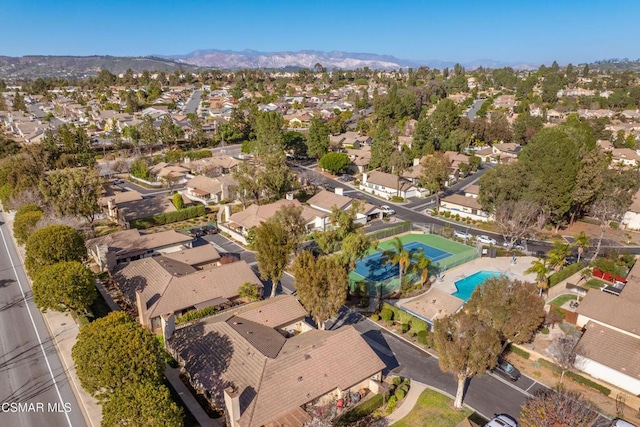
xmin=429 ymin=255 xmax=539 ymax=295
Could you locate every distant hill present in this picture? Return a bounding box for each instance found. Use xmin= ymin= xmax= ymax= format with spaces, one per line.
xmin=591 ymin=58 xmax=640 ymax=71
xmin=0 ymin=56 xmax=200 ymax=80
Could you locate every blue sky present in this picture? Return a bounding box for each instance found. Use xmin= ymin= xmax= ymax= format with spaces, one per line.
xmin=0 ymin=0 xmax=638 ymax=64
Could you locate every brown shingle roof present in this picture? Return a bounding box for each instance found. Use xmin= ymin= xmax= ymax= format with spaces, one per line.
xmin=233 ymin=295 xmax=308 ymax=328
xmin=169 ymin=299 xmax=385 ymax=427
xmin=575 ymin=321 xmax=640 ymax=380
xmin=576 ymin=290 xmax=640 ymax=335
xmin=400 ymin=288 xmax=464 ymax=322
xmin=620 ymin=260 xmax=640 ymax=304
xmin=86 ymin=229 xmax=192 ymax=259
xmin=229 ymin=199 xmax=325 ymax=230
xmin=162 ymin=245 xmax=221 ymax=266
xmin=441 ymin=194 xmax=483 ymax=210
xmin=98 ymin=189 xmax=143 ymax=206
xmin=366 ymin=170 xmax=414 ymax=191
xmin=226 ymin=316 xmax=286 ymax=359
xmin=307 ymin=190 xmax=352 ymax=212
xmin=186 ymin=175 xmax=224 ymax=195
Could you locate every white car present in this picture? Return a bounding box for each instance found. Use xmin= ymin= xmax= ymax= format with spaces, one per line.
xmin=453 ymin=230 xmax=473 ymax=240
xmin=477 ymin=235 xmax=497 ymax=245
xmin=484 ymin=414 xmax=518 ymax=427
xmin=380 ymin=205 xmax=396 ymax=215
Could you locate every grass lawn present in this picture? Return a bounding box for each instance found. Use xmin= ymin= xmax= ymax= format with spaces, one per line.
xmin=549 ymin=294 xmax=578 ymax=307
xmin=391 ymin=389 xmax=471 ymax=427
xmin=584 ymin=278 xmax=605 ymax=289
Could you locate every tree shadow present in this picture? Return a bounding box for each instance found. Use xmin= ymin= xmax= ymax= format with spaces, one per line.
xmin=168 ymin=321 xmax=234 ymax=408
xmin=0 ymin=278 xmax=13 ymax=288
xmin=361 ymin=329 xmax=399 ymax=375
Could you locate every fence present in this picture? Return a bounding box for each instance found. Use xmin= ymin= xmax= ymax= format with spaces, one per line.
xmin=366 ymin=221 xmax=412 ymax=241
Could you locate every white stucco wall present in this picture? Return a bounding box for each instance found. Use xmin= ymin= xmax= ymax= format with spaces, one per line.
xmin=575 ymin=355 xmax=640 ymax=395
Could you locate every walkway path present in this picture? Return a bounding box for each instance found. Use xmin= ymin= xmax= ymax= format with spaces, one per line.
xmin=384 ymin=380 xmax=428 ymax=424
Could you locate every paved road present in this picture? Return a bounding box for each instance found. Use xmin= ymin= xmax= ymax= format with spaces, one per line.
xmin=183 ymin=90 xmax=202 ymax=115
xmin=326 ymin=307 xmax=548 ymax=420
xmin=0 ymin=220 xmax=86 ymax=427
xmin=466 ymin=98 xmax=488 ymax=122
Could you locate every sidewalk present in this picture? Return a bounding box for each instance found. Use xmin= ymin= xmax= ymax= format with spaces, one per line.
xmin=384 ymin=380 xmax=427 ymax=424
xmin=164 ymin=367 xmax=222 ymax=427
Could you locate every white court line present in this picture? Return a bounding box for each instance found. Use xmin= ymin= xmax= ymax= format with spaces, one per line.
xmin=0 ymin=226 xmax=73 ymax=427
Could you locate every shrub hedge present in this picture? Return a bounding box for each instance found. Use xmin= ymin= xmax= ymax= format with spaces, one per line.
xmin=549 ymin=262 xmax=587 ymax=287
xmin=385 ymin=396 xmax=397 ymax=414
xmin=131 ymin=205 xmax=206 ymax=229
xmin=381 ymin=303 xmax=429 ymax=332
xmin=380 ymin=308 xmax=393 ymax=322
xmin=175 ymin=306 xmax=217 ymax=324
xmin=508 ymin=344 xmax=531 ymax=359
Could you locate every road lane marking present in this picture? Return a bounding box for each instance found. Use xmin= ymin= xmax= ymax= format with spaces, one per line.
xmin=0 ymin=226 xmax=73 ymax=427
xmin=525 ymin=381 xmax=538 ymax=393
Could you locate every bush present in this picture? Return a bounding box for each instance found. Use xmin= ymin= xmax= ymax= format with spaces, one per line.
xmin=508 ymin=344 xmax=531 ymax=359
xmin=13 ymin=208 xmax=43 ymax=245
xmin=392 ymin=376 xmax=402 ymax=386
xmin=537 ymin=359 xmax=610 ymax=395
xmin=238 ymin=282 xmax=262 ymax=301
xmin=319 ymin=152 xmax=350 ymax=174
xmin=130 ymin=205 xmax=206 ymax=229
xmin=391 ymin=196 xmax=404 ymax=202
xmin=176 ymin=306 xmax=217 ymax=324
xmin=541 ymin=327 xmax=550 ymax=334
xmin=394 ymin=388 xmax=406 ymax=400
xmin=409 ymin=316 xmax=429 ymax=333
xmin=186 ymin=149 xmax=212 ymax=160
xmin=403 ymin=378 xmax=411 ymax=386
xmin=380 ymin=308 xmax=394 ymax=322
xmin=172 ymin=193 xmax=184 ymax=210
xmin=385 ymin=396 xmax=397 ymax=414
xmin=417 ymin=330 xmax=428 ymax=345
xmin=401 ymin=323 xmax=410 ymax=333
xmin=549 ymin=262 xmax=586 ymax=287
xmin=336 ymin=393 xmax=384 ymax=426
xmin=370 ymin=314 xmax=380 ymax=321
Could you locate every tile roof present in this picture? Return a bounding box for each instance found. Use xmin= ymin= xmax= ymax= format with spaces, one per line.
xmin=576 ymin=290 xmax=640 ymax=335
xmin=400 ymin=288 xmax=464 ymax=322
xmin=464 ymin=184 xmax=480 ymax=196
xmin=575 ymin=321 xmax=640 ymax=381
xmin=226 ymin=316 xmax=286 ymax=359
xmin=441 ymin=194 xmax=483 ymax=210
xmin=229 ymin=199 xmax=325 ymax=230
xmin=115 ymin=257 xmax=261 ymax=321
xmin=307 ymin=190 xmax=352 ymax=212
xmin=169 ymin=299 xmax=385 ymax=427
xmin=366 ymin=170 xmax=414 ymax=190
xmin=233 ymin=295 xmax=308 ymax=328
xmin=98 ymin=189 xmax=143 ymax=206
xmin=117 ymin=197 xmax=177 ymax=221
xmin=162 ymin=245 xmax=221 ymax=266
xmin=620 ymin=261 xmax=640 ymax=304
xmin=86 ymin=229 xmax=192 ymax=259
xmin=186 ymin=175 xmax=225 ymax=195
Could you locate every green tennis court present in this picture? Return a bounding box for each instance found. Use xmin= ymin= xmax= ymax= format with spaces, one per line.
xmin=349 ymin=233 xmax=479 ymax=296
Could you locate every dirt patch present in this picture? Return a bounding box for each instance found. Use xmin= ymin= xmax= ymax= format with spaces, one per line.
xmin=558 ymin=221 xmax=640 ymax=246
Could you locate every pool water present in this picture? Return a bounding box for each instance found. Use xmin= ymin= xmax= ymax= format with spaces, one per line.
xmin=452 ymin=271 xmax=503 ymax=302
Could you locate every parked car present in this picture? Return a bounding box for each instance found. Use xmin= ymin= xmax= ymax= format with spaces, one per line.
xmin=492 ymin=356 xmax=521 ymax=382
xmin=380 ymin=205 xmax=396 ymax=215
xmin=453 ymin=229 xmax=473 ymax=240
xmin=477 ymin=235 xmax=497 ymax=245
xmin=202 ymin=225 xmax=219 ymax=235
xmin=113 ymin=178 xmax=124 ymax=184
xmin=484 ymin=413 xmax=518 ymax=427
xmin=337 ymin=174 xmax=354 ymax=182
xmin=503 ymin=240 xmax=525 ymax=250
xmin=188 ymin=228 xmax=205 ymax=238
xmin=324 ymin=183 xmax=336 ymax=191
xmin=565 ymin=254 xmax=578 ymax=265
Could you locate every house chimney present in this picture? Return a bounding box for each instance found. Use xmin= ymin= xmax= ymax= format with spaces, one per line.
xmin=224 ymin=387 xmax=241 ymax=427
xmin=135 ymin=290 xmax=148 ymax=328
xmin=161 ymin=312 xmax=175 ymax=341
xmin=362 ymin=173 xmax=368 ymax=183
xmin=335 ymin=187 xmax=344 ymax=196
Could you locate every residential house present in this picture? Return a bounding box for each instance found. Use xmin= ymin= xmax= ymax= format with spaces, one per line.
xmin=493 ymin=95 xmax=517 ymax=111
xmin=345 ymin=147 xmax=371 ymax=174
xmin=490 ymin=143 xmax=521 ymax=163
xmin=182 ymin=175 xmax=237 ymax=205
xmin=99 ymin=189 xmax=144 ymax=221
xmin=622 ymin=189 xmax=640 ymax=231
xmin=330 ymin=131 xmax=372 ymax=149
xmin=188 ymin=154 xmax=242 ymax=176
xmin=110 ymin=196 xmax=179 ymax=227
xmin=307 ymin=189 xmax=382 ymax=225
xmin=162 ymin=245 xmax=222 ymax=270
xmin=361 ymin=170 xmax=420 ymax=200
xmin=611 ymin=148 xmax=640 ymax=168
xmin=439 ymin=194 xmax=492 ymax=222
xmin=115 ymin=257 xmax=262 ymax=330
xmin=147 ymin=162 xmax=191 ymax=186
xmin=464 ymin=184 xmax=480 ymax=199
xmin=224 ymin=199 xmax=327 ymax=245
xmin=574 ymin=260 xmax=640 ymax=395
xmin=399 ymin=288 xmax=465 ymax=331
xmin=166 ymin=295 xmax=385 ymax=427
xmin=86 ymin=229 xmax=193 ymax=272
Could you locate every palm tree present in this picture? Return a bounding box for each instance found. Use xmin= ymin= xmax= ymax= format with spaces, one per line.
xmin=525 ymin=258 xmax=551 ymax=297
xmin=382 ymin=237 xmax=412 ymax=288
xmin=547 ymin=241 xmax=571 ymax=272
xmin=410 ymin=248 xmax=432 ymax=288
xmin=573 ymin=231 xmax=591 ymax=263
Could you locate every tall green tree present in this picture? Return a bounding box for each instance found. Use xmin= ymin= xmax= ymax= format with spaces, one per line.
xmin=306 ymin=117 xmax=330 ymax=159
xmin=369 ymin=121 xmax=395 ymax=172
xmin=32 ymin=261 xmax=96 ymax=315
xmin=419 ymin=152 xmax=450 ymax=198
xmin=382 ymin=237 xmax=412 ymax=288
xmin=465 ymin=277 xmax=545 ymax=350
xmin=261 ymin=151 xmax=295 ymax=200
xmin=573 ymin=231 xmax=590 ymax=263
xmin=433 ymin=311 xmax=501 ymax=409
xmin=139 ymin=115 xmax=158 ymax=153
xmin=39 ymin=167 xmax=102 ymax=222
xmin=72 ymin=311 xmax=164 ymax=398
xmin=319 ymin=152 xmax=350 ymax=174
xmin=254 ymin=218 xmax=294 ymax=298
xmin=520 ymin=388 xmax=597 ymax=427
xmin=12 ymin=92 xmax=27 ymax=112
xmin=101 ymin=382 xmax=183 ymax=427
xmin=253 ymin=111 xmax=284 ymax=156
xmin=25 ymin=225 xmax=86 ymax=277
xmin=13 ymin=204 xmax=43 ymax=245
xmin=525 ymin=258 xmax=551 ymax=296
xmin=233 ymin=160 xmax=264 ymax=207
xmin=292 ymin=251 xmax=347 ymax=330
xmin=410 ymin=248 xmax=432 ymax=288
xmin=547 ymin=241 xmax=571 ymax=272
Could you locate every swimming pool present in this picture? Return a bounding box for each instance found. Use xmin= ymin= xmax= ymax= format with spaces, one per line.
xmin=353 ymin=241 xmax=452 ymax=283
xmin=452 ymin=271 xmax=503 ymax=302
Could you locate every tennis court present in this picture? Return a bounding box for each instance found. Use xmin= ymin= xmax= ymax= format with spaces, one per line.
xmin=350 ymin=233 xmax=479 ymax=296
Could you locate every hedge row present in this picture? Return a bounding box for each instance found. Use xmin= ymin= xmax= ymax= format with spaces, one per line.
xmin=537 ymin=359 xmax=611 ymax=396
xmin=176 ymin=306 xmax=217 ymax=325
xmin=549 ymin=262 xmax=587 ymax=287
xmin=381 ymin=303 xmax=430 ymax=333
xmin=508 ymin=344 xmax=531 ymax=359
xmin=131 ymin=205 xmax=206 ymax=229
